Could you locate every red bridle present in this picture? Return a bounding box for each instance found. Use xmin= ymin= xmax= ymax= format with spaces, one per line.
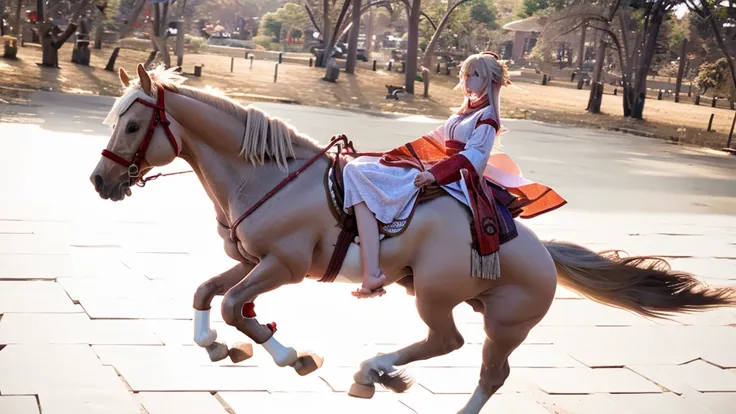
xmin=101 ymin=85 xmax=180 ymax=186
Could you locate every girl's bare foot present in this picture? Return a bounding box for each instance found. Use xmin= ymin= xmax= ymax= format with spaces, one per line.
xmin=352 ymin=273 xmax=387 ymax=299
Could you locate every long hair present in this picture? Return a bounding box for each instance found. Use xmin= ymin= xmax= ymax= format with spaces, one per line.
xmin=456 ymin=52 xmax=511 ymax=154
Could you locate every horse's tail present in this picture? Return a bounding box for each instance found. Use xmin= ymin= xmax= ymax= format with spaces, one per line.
xmin=544 ymin=240 xmax=736 ymax=319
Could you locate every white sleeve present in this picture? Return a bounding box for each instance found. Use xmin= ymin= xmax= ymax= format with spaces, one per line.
xmin=459 ymin=121 xmax=496 ymax=174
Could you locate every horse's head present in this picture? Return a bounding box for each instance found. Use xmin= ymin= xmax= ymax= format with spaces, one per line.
xmin=90 ymin=64 xmax=184 ymax=201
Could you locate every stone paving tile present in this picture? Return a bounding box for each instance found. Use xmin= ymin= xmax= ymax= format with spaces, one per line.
xmin=0 ymin=254 xmax=134 ymax=279
xmin=219 ymin=391 xmax=415 ymax=414
xmin=0 ymin=345 xmax=125 ymax=395
xmin=411 ymin=367 xmax=538 ymax=394
xmin=135 ymin=392 xmax=228 ymax=414
xmin=92 ymin=344 xmax=270 ymax=368
xmin=120 ymin=252 xmax=230 ymax=280
xmin=57 ymin=276 xmax=160 ymax=302
xmin=0 ymin=219 xmax=35 ymax=234
xmin=521 ymin=367 xmax=663 ymax=394
xmin=0 ymin=281 xmax=82 ymax=313
xmin=628 ymin=360 xmax=736 ymax=393
xmin=541 ymin=393 xmax=632 ymax=414
xmin=606 ymin=393 xmax=717 ymax=414
xmin=0 ymin=234 xmax=70 ymax=255
xmin=36 ymin=367 xmax=141 ymax=414
xmin=409 ymin=344 xmax=583 ymax=368
xmin=539 ymin=299 xmax=654 ymax=327
xmin=679 ymin=390 xmax=736 ymax=414
xmin=0 ymin=313 xmax=161 ymax=345
xmin=667 ymin=258 xmax=736 ymax=281
xmin=77 ymin=296 xmax=192 ymax=319
xmin=399 ymin=393 xmax=549 ymax=414
xmin=0 ymin=395 xmax=40 ymax=414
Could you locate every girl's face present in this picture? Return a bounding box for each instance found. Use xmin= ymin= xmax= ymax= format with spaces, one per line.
xmin=462 ymin=64 xmax=485 ymax=99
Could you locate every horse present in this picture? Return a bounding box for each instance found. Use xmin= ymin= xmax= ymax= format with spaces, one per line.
xmin=89 ymin=64 xmax=736 ymax=414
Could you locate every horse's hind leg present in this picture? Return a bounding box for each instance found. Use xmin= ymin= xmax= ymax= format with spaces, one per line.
xmin=349 ymin=296 xmax=464 ymax=398
xmin=192 ymin=262 xmax=253 ymax=362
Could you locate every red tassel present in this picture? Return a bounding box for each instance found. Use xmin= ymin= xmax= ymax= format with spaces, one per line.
xmin=242 ymin=302 xmax=256 ymax=318
xmin=267 ymin=322 xmax=277 ymax=333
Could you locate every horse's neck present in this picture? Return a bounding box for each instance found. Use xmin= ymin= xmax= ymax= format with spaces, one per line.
xmin=164 ymin=90 xmax=246 ymax=221
xmin=163 ymin=88 xmax=327 ymax=227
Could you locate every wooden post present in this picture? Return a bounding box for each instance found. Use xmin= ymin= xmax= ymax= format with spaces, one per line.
xmin=245 ymin=51 xmax=248 ymax=59
xmin=695 ymin=95 xmax=700 ymax=105
xmin=373 ymin=60 xmax=377 ymax=71
xmin=712 ymin=96 xmax=717 ymax=108
xmin=387 ymin=61 xmax=392 ymax=71
xmin=274 ymin=63 xmax=278 ymax=83
xmin=688 ymin=82 xmax=692 ymax=97
xmin=422 ymin=68 xmax=430 ymax=98
xmin=728 ymin=111 xmax=736 ymax=149
xmin=309 ymin=58 xmax=313 ymax=67
xmin=436 ymin=62 xmax=440 ymax=74
xmin=674 ymin=38 xmax=687 ymax=103
xmin=657 ymin=89 xmax=663 ymax=100
xmin=707 ymin=113 xmax=715 ymax=131
xmin=250 ymin=55 xmax=254 ymax=69
xmin=278 ymin=52 xmax=283 ymax=64
xmin=230 ymin=57 xmax=234 ymax=72
xmin=613 ymin=88 xmax=617 ymax=95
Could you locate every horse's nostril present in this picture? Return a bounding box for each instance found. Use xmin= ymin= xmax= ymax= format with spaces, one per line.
xmin=94 ymin=175 xmax=104 ymax=192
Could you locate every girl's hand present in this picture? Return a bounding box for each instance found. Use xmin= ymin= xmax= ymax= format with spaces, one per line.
xmin=414 ymin=171 xmax=436 ymax=188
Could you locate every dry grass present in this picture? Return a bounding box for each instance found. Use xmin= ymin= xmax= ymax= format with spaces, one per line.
xmin=1 ymin=43 xmax=734 ymax=150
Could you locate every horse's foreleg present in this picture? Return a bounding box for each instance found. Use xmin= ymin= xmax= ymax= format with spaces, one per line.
xmin=349 ymin=298 xmax=463 ymax=398
xmin=220 ymin=254 xmax=322 ymax=374
xmin=192 ymin=262 xmax=254 ymax=362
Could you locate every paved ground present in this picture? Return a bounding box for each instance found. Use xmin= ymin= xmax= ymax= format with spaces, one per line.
xmin=1 ymin=92 xmax=735 ymax=414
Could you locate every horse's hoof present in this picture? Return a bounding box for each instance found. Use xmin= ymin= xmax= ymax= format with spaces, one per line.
xmin=228 ymin=342 xmax=254 ymax=363
xmin=379 ymin=368 xmax=415 ymax=393
xmin=292 ymin=352 xmax=324 ymax=376
xmin=348 ymin=382 xmax=376 ymax=399
xmin=205 ymin=342 xmax=229 ymax=362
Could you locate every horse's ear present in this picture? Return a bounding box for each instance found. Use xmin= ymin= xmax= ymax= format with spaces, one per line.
xmin=119 ymin=67 xmax=130 ymax=87
xmin=136 ymin=63 xmax=152 ymax=95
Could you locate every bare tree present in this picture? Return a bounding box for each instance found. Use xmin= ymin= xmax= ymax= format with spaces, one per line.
xmin=419 ymin=0 xmax=472 ymax=68
xmin=545 ymin=0 xmax=678 ymax=119
xmin=36 ymin=0 xmax=89 ymax=68
xmin=684 ymin=0 xmax=736 ymax=101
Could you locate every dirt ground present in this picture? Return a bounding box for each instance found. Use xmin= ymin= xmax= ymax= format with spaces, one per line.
xmin=1 ymin=44 xmax=735 ymax=151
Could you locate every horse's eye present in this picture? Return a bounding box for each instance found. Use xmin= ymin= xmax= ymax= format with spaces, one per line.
xmin=126 ymin=123 xmax=139 ymax=134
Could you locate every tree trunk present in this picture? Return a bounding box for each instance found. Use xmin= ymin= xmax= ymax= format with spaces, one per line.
xmin=404 ymin=0 xmax=420 ymax=94
xmin=587 ymin=40 xmax=605 ymax=114
xmin=345 ymin=0 xmax=361 ymax=74
xmin=0 ymin=0 xmax=5 ymax=36
xmin=120 ymin=0 xmax=146 ymax=40
xmin=674 ymin=37 xmax=687 ymax=102
xmin=630 ymin=9 xmax=665 ymax=120
xmin=577 ymin=22 xmax=587 ymax=73
xmin=319 ymin=0 xmax=331 ymax=68
xmin=94 ymin=7 xmax=105 ymax=49
xmin=13 ymin=0 xmax=21 ymax=36
xmin=365 ymin=5 xmax=374 ymax=52
xmin=36 ymin=0 xmax=43 ymax=23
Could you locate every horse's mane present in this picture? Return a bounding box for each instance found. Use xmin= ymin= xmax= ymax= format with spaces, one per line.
xmin=107 ymin=65 xmax=321 ymax=172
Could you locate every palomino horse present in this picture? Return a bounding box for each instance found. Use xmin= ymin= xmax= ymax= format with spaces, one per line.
xmin=90 ymin=65 xmax=736 ymax=414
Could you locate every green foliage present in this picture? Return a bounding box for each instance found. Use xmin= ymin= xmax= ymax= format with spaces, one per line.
xmin=259 ymin=3 xmax=310 ymax=42
xmin=529 ymin=37 xmax=555 ymax=63
xmin=518 ymin=0 xmax=550 ymax=18
xmin=695 ymin=58 xmax=733 ymax=97
xmin=252 ymin=34 xmax=272 ymax=49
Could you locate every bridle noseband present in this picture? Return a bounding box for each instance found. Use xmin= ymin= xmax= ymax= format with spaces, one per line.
xmin=101 ymin=85 xmax=180 ymax=186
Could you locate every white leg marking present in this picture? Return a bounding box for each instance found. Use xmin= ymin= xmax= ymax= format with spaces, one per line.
xmin=262 ymin=335 xmax=298 ymax=367
xmin=193 ymin=309 xmax=217 ymax=347
xmin=457 ymin=386 xmax=490 ymax=414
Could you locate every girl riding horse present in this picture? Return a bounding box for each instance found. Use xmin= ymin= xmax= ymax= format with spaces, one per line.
xmin=343 ymin=51 xmax=566 ymax=298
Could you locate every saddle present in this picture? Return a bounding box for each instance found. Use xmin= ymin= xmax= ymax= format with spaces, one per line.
xmin=318 ymin=140 xmax=519 ymax=284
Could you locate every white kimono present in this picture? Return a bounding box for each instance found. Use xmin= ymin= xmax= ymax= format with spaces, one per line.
xmin=342 ymin=104 xmax=498 ymax=224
